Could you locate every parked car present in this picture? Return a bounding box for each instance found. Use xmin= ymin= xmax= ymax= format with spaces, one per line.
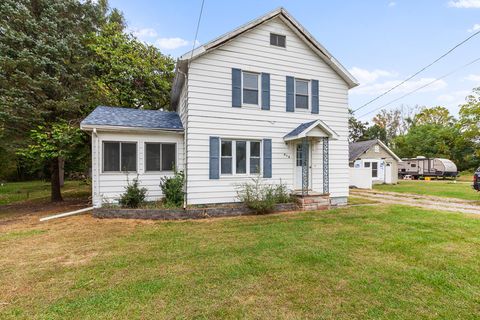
xmin=473 ymin=167 xmax=480 ymax=191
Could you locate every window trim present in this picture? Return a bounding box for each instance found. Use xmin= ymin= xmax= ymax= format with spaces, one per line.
xmin=372 ymin=162 xmax=378 ymax=178
xmin=102 ymin=141 xmax=138 ymax=173
xmin=221 ymin=140 xmax=233 ymax=175
xmin=270 ymin=33 xmax=287 ymax=48
xmin=144 ymin=142 xmax=177 ymax=173
xmin=241 ymin=71 xmax=261 ymax=107
xmin=249 ymin=141 xmax=261 ymax=174
xmin=220 ymin=138 xmax=262 ymax=176
xmin=294 ymin=78 xmax=310 ymax=110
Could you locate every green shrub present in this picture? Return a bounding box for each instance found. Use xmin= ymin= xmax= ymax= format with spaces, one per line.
xmin=119 ymin=177 xmax=147 ymax=208
xmin=160 ymin=169 xmax=184 ymax=208
xmin=236 ymin=176 xmax=292 ymax=214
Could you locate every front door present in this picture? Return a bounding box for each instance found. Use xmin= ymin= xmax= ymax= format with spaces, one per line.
xmin=295 ymin=143 xmax=309 ymax=189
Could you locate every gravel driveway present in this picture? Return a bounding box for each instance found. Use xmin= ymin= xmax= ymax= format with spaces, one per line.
xmin=351 ymin=189 xmax=480 ymax=215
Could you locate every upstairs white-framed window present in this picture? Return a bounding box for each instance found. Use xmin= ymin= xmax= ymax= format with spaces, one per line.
xmin=220 ymin=139 xmax=262 ymax=175
xmin=242 ymin=71 xmax=260 ymax=106
xmin=295 ymin=79 xmax=309 ymax=109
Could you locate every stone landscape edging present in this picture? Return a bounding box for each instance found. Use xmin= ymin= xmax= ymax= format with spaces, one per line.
xmin=93 ymin=203 xmax=298 ymax=220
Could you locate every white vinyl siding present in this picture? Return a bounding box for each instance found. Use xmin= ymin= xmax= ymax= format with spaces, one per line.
xmin=184 ymin=17 xmax=350 ymax=204
xmin=90 ymin=131 xmax=184 ymax=206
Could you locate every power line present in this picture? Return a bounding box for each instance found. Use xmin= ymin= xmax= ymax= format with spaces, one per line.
xmin=357 ymin=56 xmax=480 ymax=119
xmin=189 ymin=0 xmax=205 ymax=62
xmin=353 ymin=29 xmax=480 ymax=113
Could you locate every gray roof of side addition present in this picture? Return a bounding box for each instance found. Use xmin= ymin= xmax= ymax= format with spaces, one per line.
xmin=349 ymin=139 xmax=401 ymax=162
xmin=80 ymin=106 xmax=184 ymax=131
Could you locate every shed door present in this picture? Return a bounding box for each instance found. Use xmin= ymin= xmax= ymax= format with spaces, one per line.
xmin=385 ymin=163 xmax=392 ymax=184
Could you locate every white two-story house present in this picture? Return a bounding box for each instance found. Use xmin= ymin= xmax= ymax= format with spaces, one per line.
xmin=81 ymin=8 xmax=359 ymax=208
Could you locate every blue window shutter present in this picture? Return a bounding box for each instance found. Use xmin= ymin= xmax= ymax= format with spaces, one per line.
xmin=209 ymin=137 xmax=220 ymax=179
xmin=311 ymin=79 xmax=319 ymax=114
xmin=286 ymin=76 xmax=294 ymax=112
xmin=261 ymin=73 xmax=270 ymax=110
xmin=232 ymin=68 xmax=242 ymax=107
xmin=263 ymin=139 xmax=272 ymax=178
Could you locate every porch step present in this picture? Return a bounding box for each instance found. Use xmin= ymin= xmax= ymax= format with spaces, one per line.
xmin=295 ymin=193 xmax=330 ymax=211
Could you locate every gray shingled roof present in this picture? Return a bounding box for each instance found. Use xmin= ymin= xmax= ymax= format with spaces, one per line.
xmin=349 ymin=139 xmax=378 ymax=162
xmin=284 ymin=120 xmax=317 ymax=139
xmin=81 ymin=106 xmax=183 ymax=131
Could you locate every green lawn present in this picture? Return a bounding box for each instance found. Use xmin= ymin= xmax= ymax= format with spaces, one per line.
xmin=348 ymin=196 xmax=378 ymax=205
xmin=0 ymin=180 xmax=90 ymax=205
xmin=1 ymin=205 xmax=480 ymax=319
xmin=374 ymin=180 xmax=480 ymax=201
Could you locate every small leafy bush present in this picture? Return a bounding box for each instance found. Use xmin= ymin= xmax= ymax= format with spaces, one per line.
xmin=160 ymin=169 xmax=185 ymax=208
xmin=119 ymin=177 xmax=147 ymax=208
xmin=272 ymin=180 xmax=292 ymax=203
xmin=236 ymin=176 xmax=292 ymax=214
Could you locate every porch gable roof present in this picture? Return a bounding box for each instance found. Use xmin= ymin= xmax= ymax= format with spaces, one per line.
xmin=283 ymin=119 xmax=339 ymax=142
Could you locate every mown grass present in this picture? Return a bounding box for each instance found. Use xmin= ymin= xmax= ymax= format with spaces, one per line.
xmin=348 ymin=196 xmax=378 ymax=205
xmin=374 ymin=179 xmax=480 ymax=201
xmin=0 ymin=180 xmax=90 ymax=205
xmin=1 ymin=205 xmax=480 ymax=319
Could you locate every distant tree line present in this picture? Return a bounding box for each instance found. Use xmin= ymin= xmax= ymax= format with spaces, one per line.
xmin=0 ymin=0 xmax=175 ymax=201
xmin=349 ymin=87 xmax=480 ymax=171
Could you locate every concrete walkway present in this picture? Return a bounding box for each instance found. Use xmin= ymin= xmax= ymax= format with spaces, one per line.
xmin=351 ymin=189 xmax=480 ymax=215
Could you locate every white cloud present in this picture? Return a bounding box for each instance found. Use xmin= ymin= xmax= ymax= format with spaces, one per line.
xmin=448 ymin=0 xmax=480 ymax=8
xmin=465 ymin=74 xmax=480 ymax=82
xmin=467 ymin=23 xmax=480 ymax=32
xmin=352 ymin=78 xmax=448 ymax=95
xmin=436 ymin=90 xmax=470 ymax=106
xmin=130 ymin=27 xmax=158 ymax=38
xmin=155 ymin=37 xmax=190 ymax=50
xmin=349 ymin=67 xmax=397 ymax=85
xmin=388 ymin=1 xmax=396 ymax=7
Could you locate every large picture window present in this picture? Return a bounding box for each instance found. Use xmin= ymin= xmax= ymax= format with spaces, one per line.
xmin=295 ymin=79 xmax=309 ymax=109
xmin=220 ymin=139 xmax=261 ymax=175
xmin=103 ymin=142 xmax=137 ymax=172
xmin=145 ymin=143 xmax=176 ymax=172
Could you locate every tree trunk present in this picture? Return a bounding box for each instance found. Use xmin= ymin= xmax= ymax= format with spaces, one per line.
xmin=51 ymin=157 xmax=63 ymax=202
xmin=59 ymin=158 xmax=65 ymax=187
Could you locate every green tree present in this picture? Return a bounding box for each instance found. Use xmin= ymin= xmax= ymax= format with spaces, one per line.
xmin=17 ymin=122 xmax=86 ymax=201
xmin=414 ymin=106 xmax=454 ymax=126
xmin=88 ymin=21 xmax=175 ymax=110
xmin=361 ymin=124 xmax=388 ymax=143
xmin=348 ymin=109 xmax=367 ymax=142
xmin=459 ymin=87 xmax=480 ymax=156
xmin=0 ymin=0 xmax=104 ymax=200
xmin=393 ymin=123 xmax=476 ymax=171
xmin=1 ymin=0 xmax=175 ymax=200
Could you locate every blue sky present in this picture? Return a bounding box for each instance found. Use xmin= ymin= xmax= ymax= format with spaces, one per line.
xmin=110 ymin=0 xmax=480 ymax=121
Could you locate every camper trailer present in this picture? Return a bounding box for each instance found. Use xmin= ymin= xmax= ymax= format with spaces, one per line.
xmin=398 ymin=157 xmax=458 ymax=179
